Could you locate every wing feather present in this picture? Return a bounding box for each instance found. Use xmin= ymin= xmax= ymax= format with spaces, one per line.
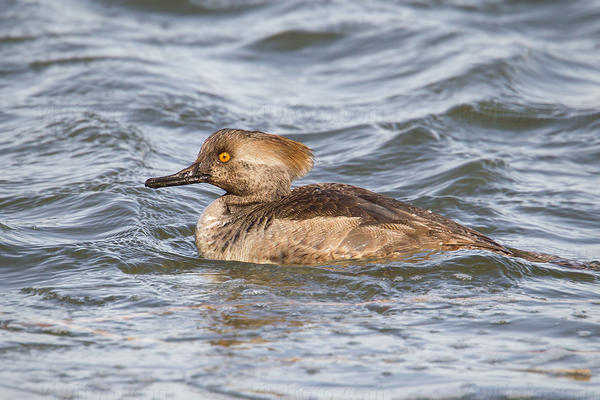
xmin=266 ymin=183 xmax=510 ymax=255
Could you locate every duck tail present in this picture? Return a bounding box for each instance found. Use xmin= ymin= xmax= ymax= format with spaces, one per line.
xmin=506 ymin=247 xmax=598 ymax=270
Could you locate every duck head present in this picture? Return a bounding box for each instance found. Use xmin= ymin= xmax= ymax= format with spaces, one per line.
xmin=145 ymin=129 xmax=314 ymax=201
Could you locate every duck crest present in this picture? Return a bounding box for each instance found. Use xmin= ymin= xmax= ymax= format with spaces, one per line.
xmin=213 ymin=129 xmax=314 ymax=181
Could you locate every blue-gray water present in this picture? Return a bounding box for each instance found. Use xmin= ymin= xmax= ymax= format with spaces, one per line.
xmin=1 ymin=0 xmax=600 ymax=399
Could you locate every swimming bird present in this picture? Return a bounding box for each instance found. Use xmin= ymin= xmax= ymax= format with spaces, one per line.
xmin=145 ymin=128 xmax=563 ymax=266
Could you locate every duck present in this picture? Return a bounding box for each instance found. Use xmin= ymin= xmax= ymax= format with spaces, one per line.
xmin=145 ymin=128 xmax=560 ymax=266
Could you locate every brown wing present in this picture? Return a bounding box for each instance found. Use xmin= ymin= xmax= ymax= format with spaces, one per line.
xmin=267 ymin=183 xmax=511 ymax=256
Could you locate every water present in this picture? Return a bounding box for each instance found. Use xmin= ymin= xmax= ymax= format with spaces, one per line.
xmin=1 ymin=0 xmax=600 ymax=398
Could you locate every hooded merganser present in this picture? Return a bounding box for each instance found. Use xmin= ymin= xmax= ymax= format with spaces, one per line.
xmin=145 ymin=129 xmax=559 ymax=265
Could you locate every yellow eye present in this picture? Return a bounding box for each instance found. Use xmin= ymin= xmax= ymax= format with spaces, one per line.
xmin=218 ymin=152 xmax=231 ymax=163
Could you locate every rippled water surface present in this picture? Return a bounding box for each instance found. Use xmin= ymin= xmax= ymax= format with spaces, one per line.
xmin=2 ymin=0 xmax=600 ymax=398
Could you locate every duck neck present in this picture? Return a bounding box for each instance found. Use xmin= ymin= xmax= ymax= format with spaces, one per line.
xmin=222 ymin=177 xmax=292 ymax=212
